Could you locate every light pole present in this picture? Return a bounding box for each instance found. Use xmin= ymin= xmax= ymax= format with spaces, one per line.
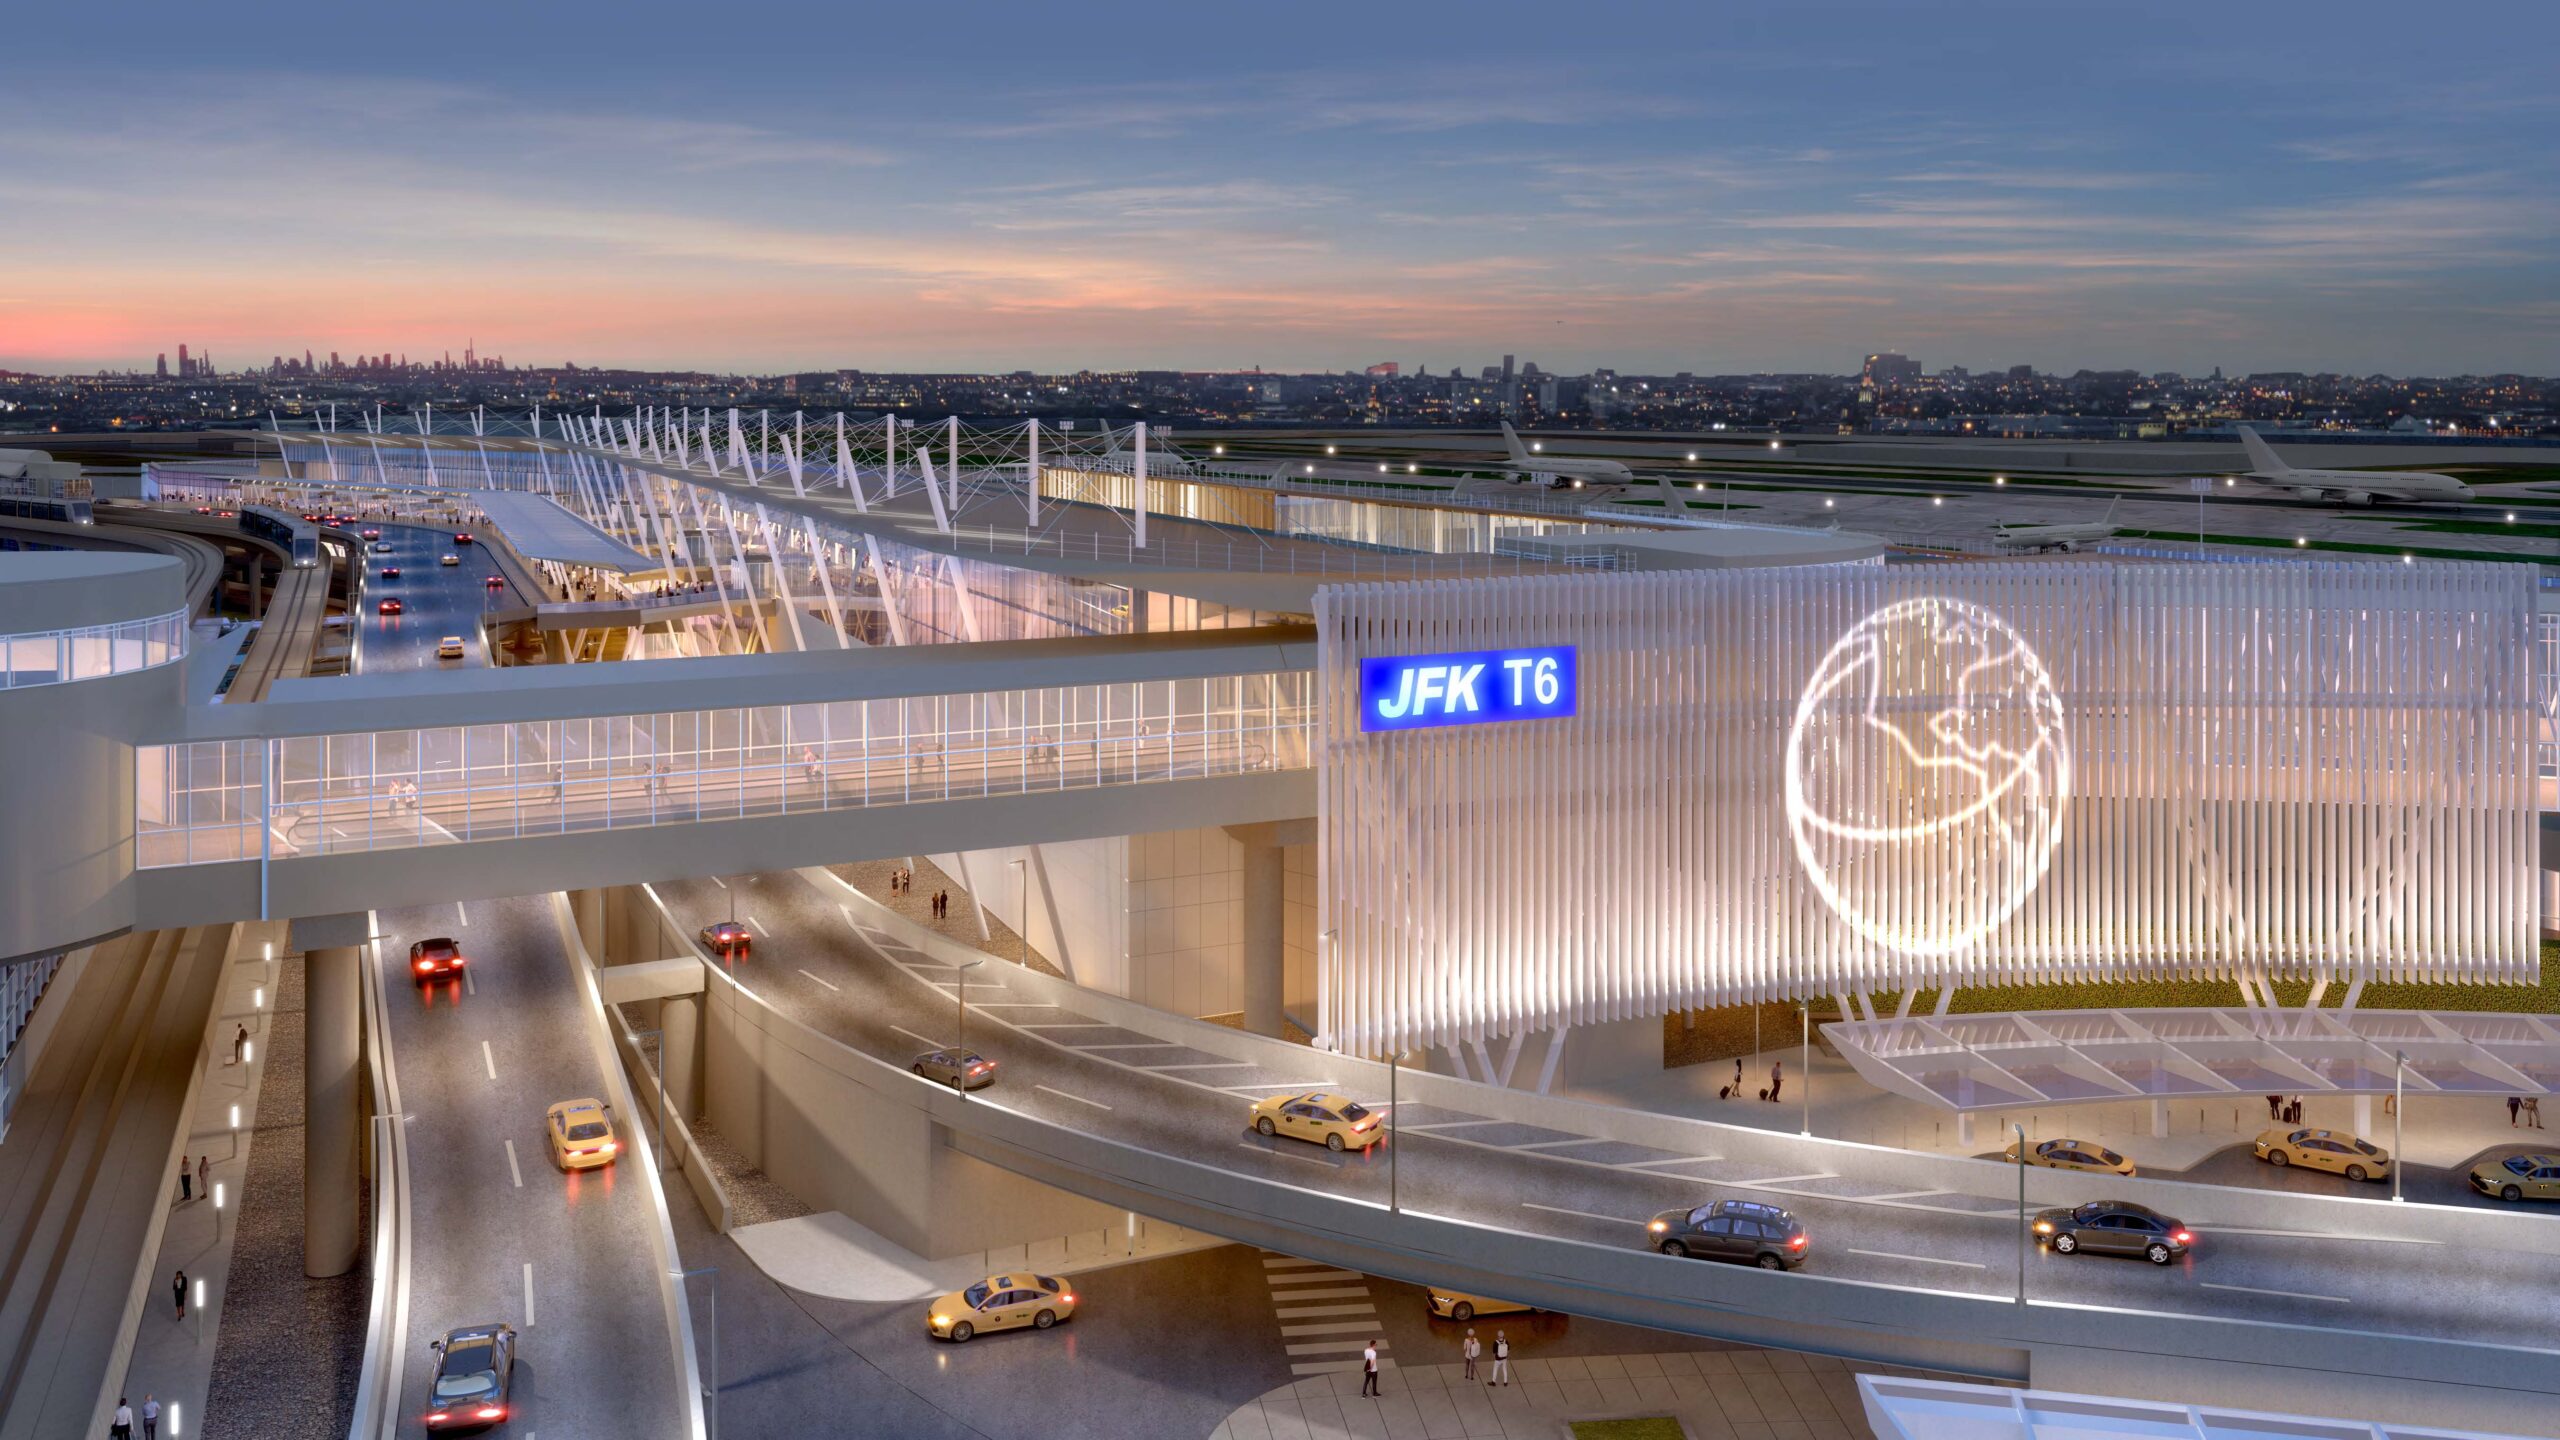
xmin=2012 ymin=1122 xmax=2030 ymax=1304
xmin=677 ymin=1265 xmax=719 ymax=1440
xmin=1009 ymin=857 xmax=1026 ymax=965
xmin=2392 ymin=1050 xmax=2406 ymax=1203
xmin=956 ymin=958 xmax=985 ymax=1099
xmin=633 ymin=1025 xmax=669 ymax=1172
xmin=1800 ymin=1002 xmax=1812 ymax=1137
xmin=1388 ymin=1049 xmax=1402 ymax=1213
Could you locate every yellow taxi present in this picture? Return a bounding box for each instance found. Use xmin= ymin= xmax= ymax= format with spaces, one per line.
xmin=1249 ymin=1091 xmax=1383 ymax=1152
xmin=1425 ymin=1288 xmax=1534 ymax=1322
xmin=2003 ymin=1136 xmax=2137 ymax=1177
xmin=436 ymin=636 xmax=466 ymax=659
xmin=926 ymin=1272 xmax=1077 ymax=1342
xmin=2471 ymin=1152 xmax=2560 ymax=1203
xmin=2253 ymin=1127 xmax=2390 ymax=1182
xmin=544 ymin=1097 xmax=618 ymax=1170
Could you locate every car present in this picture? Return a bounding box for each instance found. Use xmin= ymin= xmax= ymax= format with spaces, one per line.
xmin=361 ymin=528 xmax=381 ymax=540
xmin=1646 ymin=1197 xmax=1809 ymax=1269
xmin=441 ymin=553 xmax=461 ymax=566
xmin=1425 ymin=1288 xmax=1535 ymax=1322
xmin=2254 ymin=1127 xmax=2390 ymax=1182
xmin=2470 ymin=1152 xmax=2560 ymax=1203
xmin=1249 ymin=1091 xmax=1383 ymax=1152
xmin=698 ymin=920 xmax=751 ymax=957
xmin=380 ymin=565 xmax=401 ymax=578
xmin=455 ymin=531 xmax=475 ymax=544
xmin=378 ymin=598 xmax=404 ymax=616
xmin=2031 ymin=1199 xmax=2192 ymax=1265
xmin=926 ymin=1272 xmax=1076 ymax=1342
xmin=371 ymin=541 xmax=394 ymax=554
xmin=437 ymin=636 xmax=466 ymax=659
xmin=485 ymin=574 xmax=506 ymax=589
xmin=192 ymin=506 xmax=212 ymax=515
xmin=544 ymin=1097 xmax=617 ymax=1170
xmin=2004 ymin=1136 xmax=2137 ymax=1177
xmin=409 ymin=937 xmax=465 ymax=982
xmin=912 ymin=1048 xmax=997 ymax=1090
xmin=423 ymin=1323 xmax=516 ymax=1430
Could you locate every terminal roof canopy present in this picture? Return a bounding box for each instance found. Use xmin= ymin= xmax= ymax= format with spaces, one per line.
xmin=468 ymin=490 xmax=659 ymax=574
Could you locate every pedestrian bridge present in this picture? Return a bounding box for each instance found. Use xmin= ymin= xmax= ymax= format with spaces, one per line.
xmin=113 ymin=626 xmax=1318 ymax=935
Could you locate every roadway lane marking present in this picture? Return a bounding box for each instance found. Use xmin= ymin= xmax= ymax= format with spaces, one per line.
xmin=1512 ymin=1137 xmax=1611 ymax=1150
xmin=711 ymin=877 xmax=727 ymax=889
xmin=1283 ymin=1320 xmax=1381 ymax=1336
xmin=523 ymin=1263 xmax=536 ymax=1325
xmin=2201 ymin=1281 xmax=2351 ymax=1304
xmin=1067 ymin=1042 xmax=1191 ymax=1051
xmin=1521 ymin=1202 xmax=1642 ymax=1227
xmin=504 ymin=1140 xmax=523 ymax=1188
xmin=455 ymin=901 xmax=469 ymax=925
xmin=1847 ymin=1248 xmax=1986 ymax=1270
xmin=1287 ymin=1338 xmax=1387 ymax=1356
xmin=1150 ymin=1062 xmax=1253 ymax=1071
xmin=1034 ymin=1084 xmax=1111 ymax=1112
xmin=1750 ymin=1172 xmax=1838 ymax=1185
xmin=1619 ymin=1155 xmax=1728 ymax=1170
xmin=1272 ymin=1303 xmax=1376 ymax=1319
xmin=1261 ymin=1285 xmax=1371 ymax=1301
xmin=1018 ymin=1022 xmax=1117 ymax=1030
xmin=890 ymin=1025 xmax=948 ymax=1050
xmin=1265 ymin=1255 xmax=1329 ymax=1268
xmin=463 ymin=967 xmax=475 ymax=995
xmin=1293 ymin=1358 xmax=1395 ymax=1377
xmin=482 ymin=1041 xmax=498 ymax=1080
xmin=1399 ymin=1119 xmax=1510 ymax=1131
xmin=796 ymin=969 xmax=841 ymax=992
xmin=1267 ymin=1268 xmax=1365 ymax=1285
xmin=747 ymin=915 xmax=766 ymax=935
xmin=1220 ymin=1083 xmax=1337 ymax=1095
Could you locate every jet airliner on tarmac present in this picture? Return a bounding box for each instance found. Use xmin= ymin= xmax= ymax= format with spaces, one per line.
xmin=1991 ymin=497 xmax=2121 ymax=553
xmin=1496 ymin=422 xmax=1635 ymax=489
xmin=2235 ymin=427 xmax=2475 ymax=505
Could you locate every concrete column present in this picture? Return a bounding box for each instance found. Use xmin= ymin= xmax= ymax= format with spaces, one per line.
xmin=304 ymin=944 xmax=363 ymax=1278
xmin=662 ymin=992 xmax=702 ymax=1133
xmin=1956 ymin=1111 xmax=1975 ymax=1148
xmin=1239 ymin=836 xmax=1285 ymax=1038
xmin=2151 ymin=1098 xmax=2169 ymax=1139
xmin=2354 ymin=1092 xmax=2373 ymax=1137
xmin=572 ymin=888 xmax=605 ymax=959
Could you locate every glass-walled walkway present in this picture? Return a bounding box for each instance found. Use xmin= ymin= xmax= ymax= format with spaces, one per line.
xmin=138 ymin=671 xmax=1313 ymax=868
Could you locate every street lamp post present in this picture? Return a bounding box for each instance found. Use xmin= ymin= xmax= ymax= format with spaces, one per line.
xmin=956 ymin=959 xmax=985 ymax=1099
xmin=2012 ymin=1122 xmax=2030 ymax=1304
xmin=1388 ymin=1049 xmax=1401 ymax=1213
xmin=2393 ymin=1050 xmax=2406 ymax=1203
xmin=1800 ymin=1003 xmax=1812 ymax=1137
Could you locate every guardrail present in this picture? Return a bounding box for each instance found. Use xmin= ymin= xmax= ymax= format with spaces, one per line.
xmin=345 ymin=919 xmax=412 ymax=1440
xmin=597 ymin=965 xmax=734 ymax=1235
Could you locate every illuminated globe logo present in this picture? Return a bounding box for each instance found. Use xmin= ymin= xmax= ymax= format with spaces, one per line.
xmin=1784 ymin=597 xmax=2069 ymax=956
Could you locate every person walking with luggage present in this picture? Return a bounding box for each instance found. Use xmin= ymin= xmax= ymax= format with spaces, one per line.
xmin=1767 ymin=1058 xmax=1784 ymax=1103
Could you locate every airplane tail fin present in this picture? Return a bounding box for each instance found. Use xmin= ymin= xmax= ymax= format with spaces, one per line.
xmin=1500 ymin=420 xmax=1532 ymax=465
xmin=2235 ymin=425 xmax=2288 ymax=476
xmin=2104 ymin=495 xmax=2121 ymax=524
xmin=1657 ymin=472 xmax=1691 ymax=514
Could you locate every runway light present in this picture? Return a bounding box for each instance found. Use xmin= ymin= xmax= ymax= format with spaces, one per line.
xmin=1378 ymin=463 xmax=1389 ymax=473
xmin=1770 ymin=440 xmax=1782 ymax=450
xmin=1932 ymin=497 xmax=1943 ymax=506
xmin=1824 ymin=498 xmax=1835 ymax=508
xmin=2403 ymin=554 xmax=2413 ymax=564
xmin=1303 ymin=464 xmax=1314 ymax=474
xmin=2507 ymin=513 xmax=2517 ymax=523
xmin=1995 ymin=475 xmax=2006 ymax=485
xmin=1407 ymin=463 xmax=1417 ymax=473
xmin=1686 ymin=452 xmax=1698 ymax=462
xmin=2296 ymin=537 xmax=2307 ymax=546
xmin=1531 ymin=442 xmax=1543 ymax=452
xmin=1325 ymin=444 xmax=1338 ymax=455
xmin=1212 ymin=444 xmax=1225 ymax=456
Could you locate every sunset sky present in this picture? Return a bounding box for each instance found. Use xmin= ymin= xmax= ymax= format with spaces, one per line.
xmin=6 ymin=1 xmax=2556 ymax=377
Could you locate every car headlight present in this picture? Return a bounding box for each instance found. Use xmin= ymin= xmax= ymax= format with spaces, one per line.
xmin=2033 ymin=1221 xmax=2053 ymax=1233
xmin=1649 ymin=1220 xmax=1667 ymax=1232
xmin=931 ymin=1314 xmax=951 ymax=1328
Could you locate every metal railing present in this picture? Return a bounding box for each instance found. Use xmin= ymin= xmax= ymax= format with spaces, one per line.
xmin=346 ymin=930 xmax=414 ymax=1440
xmin=0 ymin=611 xmax=188 ymax=688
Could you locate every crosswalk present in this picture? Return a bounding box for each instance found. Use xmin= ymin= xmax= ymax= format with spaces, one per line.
xmin=1264 ymin=1252 xmax=1393 ymax=1376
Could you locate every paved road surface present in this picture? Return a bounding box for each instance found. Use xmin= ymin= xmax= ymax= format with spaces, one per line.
xmin=651 ymin=870 xmax=2559 ymax=1356
xmin=355 ymin=525 xmax=516 ymax=673
xmin=375 ymin=896 xmax=688 ymax=1438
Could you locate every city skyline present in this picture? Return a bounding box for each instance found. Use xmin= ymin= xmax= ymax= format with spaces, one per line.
xmin=6 ymin=3 xmax=2558 ymax=378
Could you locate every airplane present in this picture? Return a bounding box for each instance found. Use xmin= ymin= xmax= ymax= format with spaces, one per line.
xmin=2234 ymin=426 xmax=2475 ymax=505
xmin=1494 ymin=421 xmax=1635 ymax=490
xmin=1991 ymin=497 xmax=2120 ymax=553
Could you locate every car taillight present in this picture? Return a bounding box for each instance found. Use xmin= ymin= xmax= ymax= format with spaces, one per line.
xmin=2173 ymin=1231 xmax=2192 ymax=1244
xmin=425 ymin=1414 xmax=447 ymax=1424
xmin=476 ymin=1406 xmax=504 ymax=1420
xmin=1789 ymin=1233 xmax=1808 ymax=1248
xmin=415 ymin=959 xmax=434 ymax=972
xmin=452 ymin=957 xmax=466 ymax=966
xmin=599 ymin=1141 xmax=616 ymax=1153
xmin=1354 ymin=1117 xmax=1377 ymax=1130
xmin=1058 ymin=1292 xmax=1074 ymax=1304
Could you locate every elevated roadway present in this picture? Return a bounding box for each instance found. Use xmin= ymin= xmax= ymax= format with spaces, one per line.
xmin=370 ymin=896 xmax=692 ymax=1437
xmin=96 ymin=505 xmax=337 ymax=701
xmin=649 ymin=868 xmax=2560 ymax=1434
xmin=0 ymin=516 xmax=225 ymax=614
xmin=353 ymin=524 xmax=514 ymax=674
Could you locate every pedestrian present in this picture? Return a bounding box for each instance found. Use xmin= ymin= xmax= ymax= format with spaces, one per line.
xmin=2531 ymin=1096 xmax=2546 ymax=1130
xmin=1767 ymin=1057 xmax=1784 ymax=1103
xmin=141 ymin=1394 xmax=160 ymax=1440
xmin=1360 ymin=1339 xmax=1381 ymax=1397
xmin=196 ymin=1154 xmax=209 ymax=1198
xmin=232 ymin=1023 xmax=249 ymax=1065
xmin=171 ymin=1269 xmax=186 ymax=1321
xmin=2510 ymin=1095 xmax=2523 ymax=1128
xmin=550 ymin=766 xmax=565 ymax=804
xmin=111 ymin=1398 xmax=133 ymax=1440
xmin=2267 ymin=1094 xmax=2283 ymax=1121
xmin=1462 ymin=1328 xmax=1480 ymax=1381
xmin=2382 ymin=1090 xmax=2396 ymax=1117
xmin=1728 ymin=1057 xmax=1744 ymax=1100
xmin=177 ymin=1155 xmax=192 ymax=1203
xmin=1489 ymin=1331 xmax=1511 ymax=1386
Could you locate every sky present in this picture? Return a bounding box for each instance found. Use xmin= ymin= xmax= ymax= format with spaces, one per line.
xmin=5 ymin=1 xmax=2557 ymax=378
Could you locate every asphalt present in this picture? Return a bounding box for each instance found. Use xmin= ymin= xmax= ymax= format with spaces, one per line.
xmin=374 ymin=896 xmax=688 ymax=1438
xmin=353 ymin=525 xmax=518 ymax=673
xmin=652 ymin=868 xmax=2560 ymax=1355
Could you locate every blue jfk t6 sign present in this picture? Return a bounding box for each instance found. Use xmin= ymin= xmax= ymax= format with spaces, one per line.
xmin=1358 ymin=646 xmax=1577 ymax=732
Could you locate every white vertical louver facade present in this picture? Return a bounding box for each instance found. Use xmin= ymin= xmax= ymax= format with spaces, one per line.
xmin=1314 ymin=562 xmax=2541 ymax=1058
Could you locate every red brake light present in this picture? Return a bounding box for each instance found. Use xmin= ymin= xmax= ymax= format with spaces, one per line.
xmin=476 ymin=1406 xmax=504 ymax=1420
xmin=452 ymin=957 xmax=466 ymax=966
xmin=1059 ymin=1292 xmax=1074 ymax=1304
xmin=426 ymin=1414 xmax=447 ymax=1424
xmin=415 ymin=959 xmax=434 ymax=972
xmin=600 ymin=1141 xmax=616 ymax=1153
xmin=2173 ymin=1231 xmax=2193 ymax=1244
xmin=1789 ymin=1232 xmax=1808 ymax=1248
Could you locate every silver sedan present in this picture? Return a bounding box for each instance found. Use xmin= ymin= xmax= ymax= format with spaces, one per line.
xmin=912 ymin=1049 xmax=997 ymax=1090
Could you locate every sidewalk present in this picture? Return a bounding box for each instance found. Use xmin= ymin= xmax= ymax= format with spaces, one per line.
xmin=727 ymin=1206 xmax=1226 ymax=1302
xmin=832 ymin=856 xmax=1064 ymax=978
xmin=1213 ymin=1348 xmax=1882 ymax=1440
xmin=115 ymin=922 xmax=285 ymax=1440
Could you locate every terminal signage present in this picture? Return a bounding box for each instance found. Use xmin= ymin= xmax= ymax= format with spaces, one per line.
xmin=1359 ymin=646 xmax=1576 ymax=732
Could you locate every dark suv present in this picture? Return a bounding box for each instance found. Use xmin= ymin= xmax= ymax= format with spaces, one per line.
xmin=2032 ymin=1199 xmax=2191 ymax=1265
xmin=409 ymin=937 xmax=466 ymax=983
xmin=423 ymin=1322 xmax=515 ymax=1429
xmin=1647 ymin=1198 xmax=1808 ymax=1269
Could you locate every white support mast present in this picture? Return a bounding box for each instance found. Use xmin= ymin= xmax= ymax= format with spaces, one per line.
xmin=1025 ymin=418 xmax=1041 ymax=526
